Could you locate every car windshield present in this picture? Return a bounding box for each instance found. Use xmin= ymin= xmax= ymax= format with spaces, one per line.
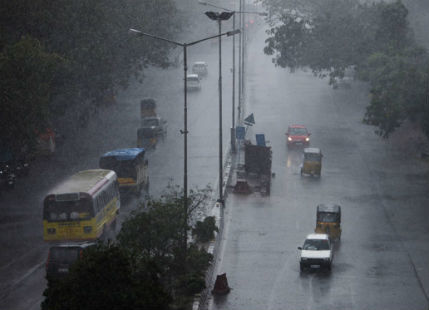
xmin=142 ymin=119 xmax=159 ymax=126
xmin=290 ymin=127 xmax=308 ymax=135
xmin=303 ymin=239 xmax=330 ymax=250
xmin=318 ymin=212 xmax=339 ymax=223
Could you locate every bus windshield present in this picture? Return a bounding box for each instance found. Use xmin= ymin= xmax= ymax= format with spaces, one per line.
xmin=44 ymin=198 xmax=93 ymax=222
xmin=99 ymin=158 xmax=137 ymax=179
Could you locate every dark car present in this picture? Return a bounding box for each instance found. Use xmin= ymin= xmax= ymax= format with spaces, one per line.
xmin=46 ymin=242 xmax=95 ymax=280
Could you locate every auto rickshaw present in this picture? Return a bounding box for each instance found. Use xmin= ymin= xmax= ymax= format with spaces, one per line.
xmin=301 ymin=147 xmax=322 ymax=176
xmin=137 ymin=127 xmax=157 ymax=149
xmin=315 ymin=204 xmax=341 ymax=241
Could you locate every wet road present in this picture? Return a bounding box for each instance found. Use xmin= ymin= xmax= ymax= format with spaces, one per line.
xmin=209 ymin=26 xmax=429 ymax=310
xmin=0 ymin=28 xmax=236 ymax=309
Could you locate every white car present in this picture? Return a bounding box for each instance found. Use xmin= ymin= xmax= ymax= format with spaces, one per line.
xmin=298 ymin=233 xmax=333 ymax=271
xmin=192 ymin=61 xmax=208 ymax=77
xmin=186 ymin=74 xmax=201 ymax=91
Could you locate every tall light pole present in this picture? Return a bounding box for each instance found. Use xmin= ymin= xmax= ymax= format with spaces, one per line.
xmin=205 ymin=11 xmax=235 ymax=205
xmin=129 ymin=27 xmax=240 ymax=246
xmin=199 ymin=2 xmax=267 ymax=149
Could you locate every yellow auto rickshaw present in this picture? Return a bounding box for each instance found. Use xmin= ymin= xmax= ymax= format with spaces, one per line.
xmin=315 ymin=204 xmax=341 ymax=241
xmin=137 ymin=127 xmax=157 ymax=149
xmin=301 ymin=147 xmax=322 ymax=176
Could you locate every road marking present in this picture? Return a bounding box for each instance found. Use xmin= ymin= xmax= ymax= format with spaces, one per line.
xmin=0 ymin=261 xmax=44 ymax=301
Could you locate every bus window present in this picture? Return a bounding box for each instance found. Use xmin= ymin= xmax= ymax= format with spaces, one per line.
xmin=44 ymin=199 xmax=93 ymax=222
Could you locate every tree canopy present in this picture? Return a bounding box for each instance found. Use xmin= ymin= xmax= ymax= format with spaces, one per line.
xmin=262 ymin=0 xmax=429 ymax=138
xmin=0 ymin=0 xmax=182 ymax=154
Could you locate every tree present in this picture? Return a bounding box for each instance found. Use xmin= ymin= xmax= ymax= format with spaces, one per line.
xmin=0 ymin=0 xmax=184 ymax=148
xmin=0 ymin=37 xmax=64 ymax=152
xmin=262 ymin=0 xmax=429 ymax=138
xmin=42 ymin=243 xmax=171 ymax=310
xmin=117 ymin=185 xmax=212 ymax=308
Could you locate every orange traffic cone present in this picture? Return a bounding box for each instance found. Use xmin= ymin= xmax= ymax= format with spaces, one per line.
xmin=212 ymin=273 xmax=231 ymax=295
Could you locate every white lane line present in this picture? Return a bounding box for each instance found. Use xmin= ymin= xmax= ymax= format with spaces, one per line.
xmin=0 ymin=261 xmax=45 ymax=301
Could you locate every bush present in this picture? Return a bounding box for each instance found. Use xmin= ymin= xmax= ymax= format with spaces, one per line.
xmin=192 ymin=216 xmax=218 ymax=243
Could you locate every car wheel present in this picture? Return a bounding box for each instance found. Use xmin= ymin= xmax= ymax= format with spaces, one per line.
xmin=326 ymin=263 xmax=331 ymax=271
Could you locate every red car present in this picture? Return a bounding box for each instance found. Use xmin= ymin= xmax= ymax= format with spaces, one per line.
xmin=286 ymin=125 xmax=311 ymax=147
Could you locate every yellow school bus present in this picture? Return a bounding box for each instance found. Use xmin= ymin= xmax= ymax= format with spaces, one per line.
xmin=43 ymin=169 xmax=120 ymax=242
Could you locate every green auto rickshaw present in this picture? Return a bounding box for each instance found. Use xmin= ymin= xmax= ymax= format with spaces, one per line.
xmin=301 ymin=147 xmax=322 ymax=176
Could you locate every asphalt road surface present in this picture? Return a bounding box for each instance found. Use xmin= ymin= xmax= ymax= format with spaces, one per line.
xmin=208 ymin=25 xmax=429 ymax=310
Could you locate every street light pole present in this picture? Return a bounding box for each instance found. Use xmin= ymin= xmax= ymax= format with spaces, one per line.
xmin=231 ymin=13 xmax=236 ymax=152
xmin=129 ymin=27 xmax=240 ymax=244
xmin=199 ymin=2 xmax=267 ymax=149
xmin=218 ymin=19 xmax=223 ymax=205
xmin=183 ymin=44 xmax=188 ymax=222
xmin=205 ymin=11 xmax=235 ymax=205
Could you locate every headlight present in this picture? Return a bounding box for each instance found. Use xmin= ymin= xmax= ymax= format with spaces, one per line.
xmin=305 ymin=137 xmax=310 ymax=142
xmin=288 ymin=137 xmax=292 ymax=141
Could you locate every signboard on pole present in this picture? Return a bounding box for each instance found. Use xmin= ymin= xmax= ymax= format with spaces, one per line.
xmin=236 ymin=126 xmax=245 ymax=140
xmin=244 ymin=113 xmax=255 ymax=126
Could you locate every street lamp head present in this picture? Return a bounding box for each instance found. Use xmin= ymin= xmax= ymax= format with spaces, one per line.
xmin=220 ymin=11 xmax=235 ymax=20
xmin=227 ymin=29 xmax=241 ymax=36
xmin=205 ymin=11 xmax=234 ymax=21
xmin=129 ymin=28 xmax=142 ymax=34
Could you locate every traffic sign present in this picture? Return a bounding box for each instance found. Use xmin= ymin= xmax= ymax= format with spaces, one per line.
xmin=244 ymin=113 xmax=255 ymax=126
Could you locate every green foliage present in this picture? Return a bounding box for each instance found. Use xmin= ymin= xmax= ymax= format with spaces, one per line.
xmin=41 ymin=243 xmax=171 ymax=310
xmin=118 ymin=185 xmax=212 ymax=307
xmin=0 ymin=37 xmax=64 ymax=151
xmin=0 ymin=0 xmax=183 ymax=151
xmin=192 ymin=216 xmax=218 ymax=243
xmin=263 ymin=0 xmax=429 ymax=138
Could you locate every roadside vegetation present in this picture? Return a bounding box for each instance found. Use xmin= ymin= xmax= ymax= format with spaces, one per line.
xmin=260 ymin=0 xmax=429 ymax=138
xmin=0 ymin=0 xmax=183 ymax=154
xmin=42 ymin=185 xmax=217 ymax=310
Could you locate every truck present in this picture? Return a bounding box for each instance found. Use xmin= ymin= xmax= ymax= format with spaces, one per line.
xmin=140 ymin=98 xmax=157 ymax=118
xmin=234 ymin=139 xmax=272 ymax=195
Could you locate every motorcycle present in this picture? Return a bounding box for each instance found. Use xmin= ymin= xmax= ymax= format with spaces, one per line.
xmin=0 ymin=163 xmax=16 ymax=190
